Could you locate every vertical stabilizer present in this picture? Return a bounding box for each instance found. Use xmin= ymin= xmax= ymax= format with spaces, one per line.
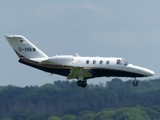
xmin=4 ymin=34 xmax=48 ymax=59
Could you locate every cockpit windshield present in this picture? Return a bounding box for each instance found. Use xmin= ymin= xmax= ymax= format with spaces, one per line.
xmin=121 ymin=59 xmax=129 ymax=66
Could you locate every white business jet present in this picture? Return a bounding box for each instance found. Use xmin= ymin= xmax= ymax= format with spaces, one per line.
xmin=5 ymin=34 xmax=154 ymax=88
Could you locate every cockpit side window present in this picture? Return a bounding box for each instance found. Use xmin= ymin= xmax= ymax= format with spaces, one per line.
xmin=117 ymin=59 xmax=122 ymax=65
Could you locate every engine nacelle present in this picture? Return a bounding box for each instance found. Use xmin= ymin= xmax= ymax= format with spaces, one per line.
xmin=40 ymin=56 xmax=73 ymax=65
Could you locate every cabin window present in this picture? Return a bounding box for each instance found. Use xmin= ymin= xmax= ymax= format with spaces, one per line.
xmin=93 ymin=60 xmax=96 ymax=64
xmin=117 ymin=59 xmax=122 ymax=65
xmin=106 ymin=61 xmax=110 ymax=65
xmin=100 ymin=60 xmax=103 ymax=64
xmin=86 ymin=60 xmax=90 ymax=64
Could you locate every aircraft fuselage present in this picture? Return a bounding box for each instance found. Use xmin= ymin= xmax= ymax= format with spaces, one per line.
xmin=5 ymin=34 xmax=154 ymax=88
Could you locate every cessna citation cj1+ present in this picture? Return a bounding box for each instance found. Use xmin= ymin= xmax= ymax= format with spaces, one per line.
xmin=5 ymin=34 xmax=154 ymax=88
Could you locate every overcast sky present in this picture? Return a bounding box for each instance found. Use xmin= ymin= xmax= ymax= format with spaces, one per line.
xmin=0 ymin=1 xmax=159 ymax=87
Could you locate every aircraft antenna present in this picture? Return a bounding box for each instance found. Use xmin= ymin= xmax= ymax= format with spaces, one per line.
xmin=76 ymin=53 xmax=80 ymax=57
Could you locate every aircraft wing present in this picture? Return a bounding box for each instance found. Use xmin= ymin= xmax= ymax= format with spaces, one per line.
xmin=67 ymin=67 xmax=93 ymax=80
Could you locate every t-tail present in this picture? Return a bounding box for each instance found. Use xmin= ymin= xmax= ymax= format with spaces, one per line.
xmin=4 ymin=34 xmax=48 ymax=60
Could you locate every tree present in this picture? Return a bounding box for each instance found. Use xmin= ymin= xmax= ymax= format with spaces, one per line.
xmin=114 ymin=107 xmax=151 ymax=120
xmin=77 ymin=110 xmax=94 ymax=120
xmin=0 ymin=79 xmax=160 ymax=119
xmin=94 ymin=108 xmax=115 ymax=120
xmin=61 ymin=115 xmax=76 ymax=120
xmin=2 ymin=118 xmax=12 ymax=120
xmin=27 ymin=115 xmax=43 ymax=120
xmin=48 ymin=116 xmax=60 ymax=120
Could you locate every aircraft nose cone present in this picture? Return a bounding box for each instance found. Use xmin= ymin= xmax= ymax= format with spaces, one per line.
xmin=142 ymin=68 xmax=155 ymax=77
xmin=138 ymin=66 xmax=155 ymax=77
xmin=130 ymin=65 xmax=155 ymax=77
xmin=147 ymin=70 xmax=154 ymax=76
